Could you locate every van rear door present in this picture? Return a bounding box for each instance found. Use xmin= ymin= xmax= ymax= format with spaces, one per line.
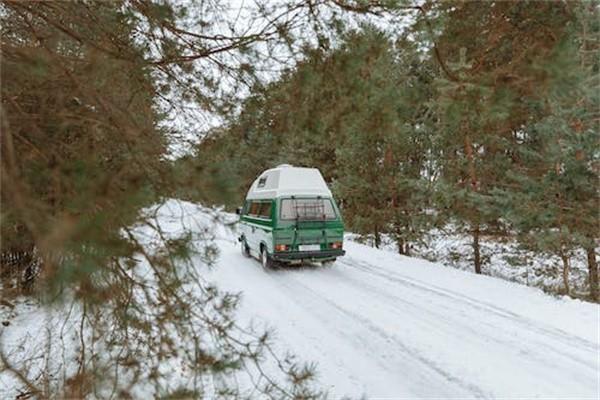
xmin=275 ymin=198 xmax=344 ymax=251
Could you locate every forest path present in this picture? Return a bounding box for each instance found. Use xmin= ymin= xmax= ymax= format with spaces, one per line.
xmin=206 ymin=236 xmax=598 ymax=399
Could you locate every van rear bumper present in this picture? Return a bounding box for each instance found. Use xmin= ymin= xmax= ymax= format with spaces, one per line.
xmin=272 ymin=249 xmax=345 ymax=262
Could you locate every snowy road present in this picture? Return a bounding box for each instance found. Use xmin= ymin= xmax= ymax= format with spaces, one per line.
xmin=3 ymin=201 xmax=596 ymax=399
xmin=206 ymin=236 xmax=599 ymax=399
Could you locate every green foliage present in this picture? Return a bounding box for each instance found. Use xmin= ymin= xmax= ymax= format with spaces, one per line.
xmin=186 ymin=1 xmax=598 ymax=291
xmin=426 ymin=0 xmax=590 ymax=274
xmin=184 ymin=27 xmax=437 ymax=252
xmin=1 ymin=0 xmax=166 ymax=294
xmin=0 ymin=1 xmax=333 ymax=397
xmin=496 ymin=1 xmax=599 ymax=254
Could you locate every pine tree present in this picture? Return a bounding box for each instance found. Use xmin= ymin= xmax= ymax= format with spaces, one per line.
xmin=193 ymin=27 xmax=436 ymax=250
xmin=496 ymin=1 xmax=599 ymax=298
xmin=428 ymin=0 xmax=574 ymax=274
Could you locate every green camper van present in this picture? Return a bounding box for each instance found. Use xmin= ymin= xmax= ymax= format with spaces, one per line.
xmin=237 ymin=165 xmax=345 ymax=268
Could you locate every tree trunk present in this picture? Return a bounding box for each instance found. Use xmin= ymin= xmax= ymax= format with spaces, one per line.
xmin=395 ymin=226 xmax=407 ymax=255
xmin=473 ymin=225 xmax=482 ymax=274
xmin=397 ymin=237 xmax=406 ymax=255
xmin=559 ymin=248 xmax=571 ymax=296
xmin=464 ymin=133 xmax=481 ymax=275
xmin=586 ymin=246 xmax=598 ymax=301
xmin=374 ymin=226 xmax=381 ymax=249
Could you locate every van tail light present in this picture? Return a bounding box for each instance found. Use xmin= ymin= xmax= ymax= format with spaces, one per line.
xmin=330 ymin=242 xmax=342 ymax=249
xmin=275 ymin=244 xmax=289 ymax=252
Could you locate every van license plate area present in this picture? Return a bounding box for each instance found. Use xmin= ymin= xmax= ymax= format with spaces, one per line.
xmin=299 ymin=244 xmax=320 ymax=252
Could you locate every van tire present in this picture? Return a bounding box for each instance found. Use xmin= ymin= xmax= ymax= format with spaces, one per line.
xmin=241 ymin=237 xmax=250 ymax=258
xmin=260 ymin=246 xmax=274 ymax=270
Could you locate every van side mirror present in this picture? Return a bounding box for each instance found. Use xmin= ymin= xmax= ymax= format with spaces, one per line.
xmin=235 ymin=207 xmax=242 ymax=215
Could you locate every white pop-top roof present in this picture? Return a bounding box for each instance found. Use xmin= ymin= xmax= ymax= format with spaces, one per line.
xmin=245 ymin=165 xmax=332 ymax=200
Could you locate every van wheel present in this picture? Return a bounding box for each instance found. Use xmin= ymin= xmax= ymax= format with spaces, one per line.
xmin=241 ymin=238 xmax=250 ymax=257
xmin=322 ymin=259 xmax=335 ymax=267
xmin=260 ymin=246 xmax=274 ymax=270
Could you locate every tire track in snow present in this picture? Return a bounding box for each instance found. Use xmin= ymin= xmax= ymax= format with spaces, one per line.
xmin=273 ymin=270 xmax=493 ymax=399
xmin=342 ymin=256 xmax=598 ymax=355
xmin=334 ymin=258 xmax=598 ymax=380
xmin=309 ymin=265 xmax=556 ymax=357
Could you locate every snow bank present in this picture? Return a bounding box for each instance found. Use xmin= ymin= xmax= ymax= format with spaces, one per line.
xmin=347 ymin=227 xmax=593 ymax=297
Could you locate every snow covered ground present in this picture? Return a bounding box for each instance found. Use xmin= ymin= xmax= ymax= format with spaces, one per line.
xmin=2 ymin=200 xmax=598 ymax=399
xmin=192 ymin=203 xmax=598 ymax=399
xmin=209 ymin=240 xmax=598 ymax=398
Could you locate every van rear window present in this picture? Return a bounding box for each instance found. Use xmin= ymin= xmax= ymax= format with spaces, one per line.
xmin=280 ymin=199 xmax=336 ymax=221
